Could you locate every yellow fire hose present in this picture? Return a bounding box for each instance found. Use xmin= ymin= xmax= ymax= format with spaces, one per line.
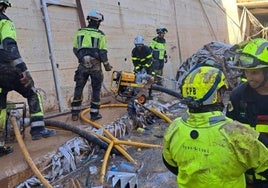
xmin=147 ymin=107 xmax=173 ymax=124
xmin=100 ymin=141 xmax=114 ymax=184
xmin=80 ymin=103 xmax=172 ymax=184
xmin=93 ymin=133 xmax=135 ymax=163
xmin=10 ymin=102 xmax=172 ymax=187
xmin=11 ymin=117 xmax=52 ymax=188
xmin=114 ymin=140 xmax=160 ymax=148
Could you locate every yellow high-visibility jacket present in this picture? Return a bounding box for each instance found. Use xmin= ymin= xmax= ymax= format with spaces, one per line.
xmin=163 ymin=110 xmax=268 ymax=188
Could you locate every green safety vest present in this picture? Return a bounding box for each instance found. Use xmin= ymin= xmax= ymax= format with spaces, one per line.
xmin=74 ymin=27 xmax=107 ymax=50
xmin=150 ymin=38 xmax=166 ymax=60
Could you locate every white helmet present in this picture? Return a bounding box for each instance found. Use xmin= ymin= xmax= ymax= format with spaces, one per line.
xmin=134 ymin=35 xmax=144 ymax=46
xmin=87 ymin=10 xmax=104 ymax=22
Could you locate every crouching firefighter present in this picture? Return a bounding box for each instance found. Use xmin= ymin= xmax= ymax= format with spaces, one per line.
xmin=0 ymin=87 xmax=12 ymax=156
xmin=71 ymin=10 xmax=112 ymax=121
xmin=0 ymin=0 xmax=56 ymax=148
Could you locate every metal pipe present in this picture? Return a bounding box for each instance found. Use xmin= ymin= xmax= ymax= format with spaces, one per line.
xmin=172 ymin=0 xmax=182 ymax=63
xmin=40 ymin=0 xmax=64 ymax=112
xmin=75 ymin=0 xmax=86 ymax=27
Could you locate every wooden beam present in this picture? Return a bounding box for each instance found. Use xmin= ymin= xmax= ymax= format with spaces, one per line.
xmin=75 ymin=0 xmax=86 ymax=28
xmin=237 ymin=1 xmax=268 ymax=9
xmin=249 ymin=8 xmax=268 ymax=15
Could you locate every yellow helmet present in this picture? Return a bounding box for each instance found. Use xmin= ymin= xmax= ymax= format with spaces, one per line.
xmin=233 ymin=38 xmax=268 ymax=69
xmin=181 ymin=66 xmax=228 ymax=107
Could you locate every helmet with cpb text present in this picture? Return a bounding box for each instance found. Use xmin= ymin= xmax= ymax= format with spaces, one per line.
xmin=181 ymin=66 xmax=228 ymax=107
xmin=233 ymin=38 xmax=268 ymax=69
xmin=134 ymin=35 xmax=144 ymax=46
xmin=0 ymin=0 xmax=11 ymax=7
xmin=87 ymin=10 xmax=104 ymax=22
xmin=156 ymin=27 xmax=168 ymax=34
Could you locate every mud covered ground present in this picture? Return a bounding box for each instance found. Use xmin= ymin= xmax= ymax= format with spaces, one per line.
xmin=49 ymin=94 xmax=183 ymax=188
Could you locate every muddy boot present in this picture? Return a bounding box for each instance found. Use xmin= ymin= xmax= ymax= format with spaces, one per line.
xmin=90 ymin=112 xmax=102 ymax=121
xmin=72 ymin=113 xmax=79 ymax=121
xmin=71 ymin=108 xmax=80 ymax=121
xmin=0 ymin=146 xmax=13 ymax=157
xmin=31 ymin=127 xmax=57 ymax=140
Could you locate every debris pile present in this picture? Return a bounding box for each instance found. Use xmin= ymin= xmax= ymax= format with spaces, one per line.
xmin=175 ymin=41 xmax=242 ymax=90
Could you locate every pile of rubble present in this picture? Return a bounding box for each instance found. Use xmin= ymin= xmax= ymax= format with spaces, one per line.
xmin=175 ymin=41 xmax=242 ymax=90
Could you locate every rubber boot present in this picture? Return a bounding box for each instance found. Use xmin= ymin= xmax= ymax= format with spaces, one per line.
xmin=90 ymin=112 xmax=102 ymax=121
xmin=0 ymin=146 xmax=13 ymax=157
xmin=71 ymin=108 xmax=80 ymax=121
xmin=31 ymin=126 xmax=57 ymax=140
xmin=72 ymin=112 xmax=79 ymax=121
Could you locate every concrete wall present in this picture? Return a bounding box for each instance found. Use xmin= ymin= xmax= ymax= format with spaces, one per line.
xmin=6 ymin=0 xmax=241 ymax=112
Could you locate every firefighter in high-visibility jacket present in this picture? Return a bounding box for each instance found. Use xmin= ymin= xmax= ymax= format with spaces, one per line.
xmin=162 ymin=66 xmax=268 ymax=188
xmin=150 ymin=27 xmax=168 ymax=85
xmin=226 ymin=38 xmax=268 ymax=188
xmin=131 ymin=35 xmax=155 ymax=76
xmin=71 ymin=10 xmax=112 ymax=121
xmin=0 ymin=0 xmax=56 ymax=155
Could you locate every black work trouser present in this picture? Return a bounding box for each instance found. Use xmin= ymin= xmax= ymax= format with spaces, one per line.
xmin=72 ymin=63 xmax=104 ymax=111
xmin=0 ymin=64 xmax=44 ymax=134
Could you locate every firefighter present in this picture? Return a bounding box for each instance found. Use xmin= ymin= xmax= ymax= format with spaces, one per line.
xmin=71 ymin=10 xmax=112 ymax=121
xmin=150 ymin=27 xmax=168 ymax=85
xmin=226 ymin=38 xmax=268 ymax=188
xmin=162 ymin=66 xmax=268 ymax=188
xmin=131 ymin=35 xmax=155 ymax=76
xmin=0 ymin=0 xmax=56 ymax=152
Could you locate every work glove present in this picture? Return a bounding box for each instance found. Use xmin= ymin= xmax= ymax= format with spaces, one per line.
xmin=20 ymin=70 xmax=33 ymax=88
xmin=164 ymin=58 xmax=168 ymax=63
xmin=103 ymin=61 xmax=113 ymax=71
xmin=164 ymin=54 xmax=168 ymax=63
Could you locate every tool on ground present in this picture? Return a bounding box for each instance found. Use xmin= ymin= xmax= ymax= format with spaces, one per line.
xmin=5 ymin=102 xmax=29 ymax=143
xmin=110 ymin=70 xmax=154 ymax=103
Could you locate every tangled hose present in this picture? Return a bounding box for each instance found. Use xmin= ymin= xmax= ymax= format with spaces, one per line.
xmin=80 ymin=103 xmax=166 ymax=184
xmin=11 ymin=85 xmax=178 ymax=187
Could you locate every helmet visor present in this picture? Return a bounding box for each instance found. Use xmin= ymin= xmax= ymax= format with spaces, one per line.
xmin=233 ymin=53 xmax=268 ymax=69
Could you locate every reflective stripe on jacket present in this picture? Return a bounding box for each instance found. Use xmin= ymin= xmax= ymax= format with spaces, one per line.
xmin=0 ymin=12 xmax=22 ymax=64
xmin=131 ymin=45 xmax=154 ymax=74
xmin=73 ymin=27 xmax=108 ymax=62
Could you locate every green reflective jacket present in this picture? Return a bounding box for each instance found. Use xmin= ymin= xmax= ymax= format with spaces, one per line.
xmin=73 ymin=27 xmax=108 ymax=62
xmin=163 ymin=110 xmax=268 ymax=188
xmin=0 ymin=18 xmax=16 ymax=42
xmin=150 ymin=37 xmax=166 ymax=60
xmin=0 ymin=12 xmax=23 ymax=64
